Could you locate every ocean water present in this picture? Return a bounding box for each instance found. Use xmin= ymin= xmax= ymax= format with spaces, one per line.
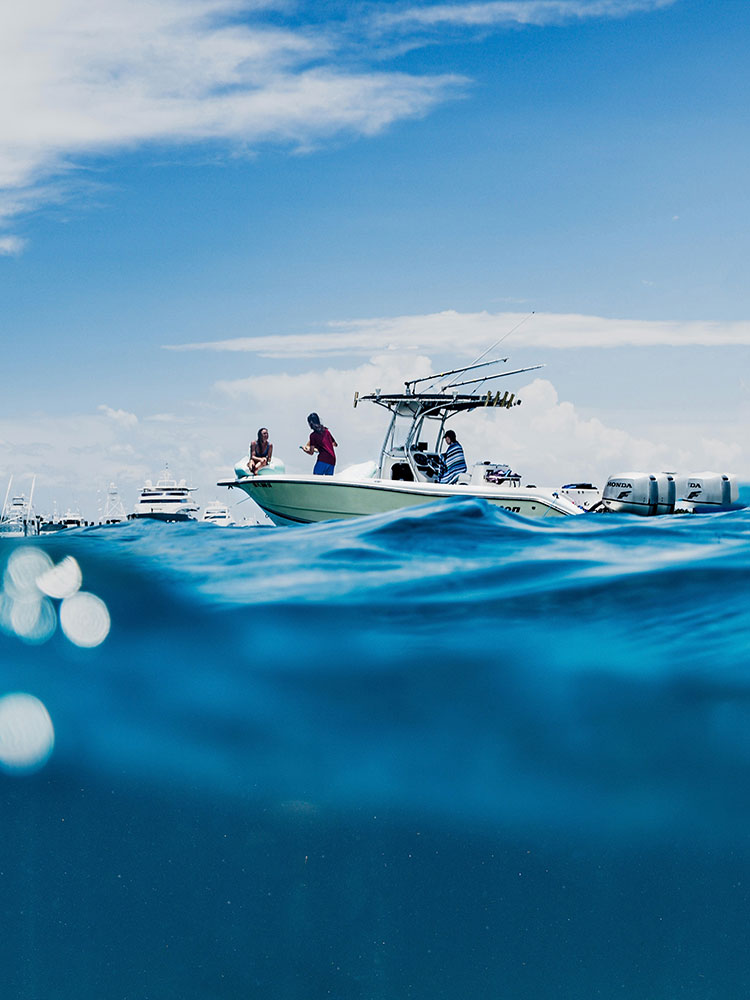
xmin=2 ymin=498 xmax=750 ymax=999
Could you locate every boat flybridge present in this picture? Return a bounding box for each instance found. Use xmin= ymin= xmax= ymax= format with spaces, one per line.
xmin=0 ymin=476 xmax=39 ymax=537
xmin=219 ymin=358 xmax=590 ymax=525
xmin=129 ymin=466 xmax=199 ymax=522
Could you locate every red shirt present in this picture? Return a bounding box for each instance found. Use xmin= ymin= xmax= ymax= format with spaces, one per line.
xmin=310 ymin=428 xmax=336 ymax=466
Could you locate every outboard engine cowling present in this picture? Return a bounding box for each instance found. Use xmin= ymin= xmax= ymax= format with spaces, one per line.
xmin=602 ymin=473 xmax=659 ymax=515
xmin=602 ymin=471 xmax=741 ymax=515
xmin=653 ymin=473 xmax=676 ymax=515
xmin=674 ymin=472 xmax=739 ymax=512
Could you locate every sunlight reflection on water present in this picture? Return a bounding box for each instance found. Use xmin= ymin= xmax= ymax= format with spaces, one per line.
xmin=0 ymin=692 xmax=55 ymax=772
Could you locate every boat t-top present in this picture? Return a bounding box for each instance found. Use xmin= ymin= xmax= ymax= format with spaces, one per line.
xmin=0 ymin=476 xmax=38 ymax=537
xmin=129 ymin=466 xmax=198 ymax=522
xmin=219 ymin=358 xmax=588 ymax=524
xmin=100 ymin=483 xmax=128 ymax=524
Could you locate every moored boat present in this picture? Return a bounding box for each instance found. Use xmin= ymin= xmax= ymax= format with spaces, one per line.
xmin=129 ymin=466 xmax=198 ymax=522
xmin=201 ymin=501 xmax=235 ymax=526
xmin=0 ymin=476 xmax=38 ymax=537
xmin=39 ymin=505 xmax=90 ymax=532
xmin=219 ymin=360 xmax=587 ymax=525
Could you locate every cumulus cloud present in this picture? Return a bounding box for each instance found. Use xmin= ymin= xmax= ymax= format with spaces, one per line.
xmin=0 ymin=405 xmax=243 ymax=517
xmin=167 ymin=308 xmax=750 ymax=356
xmin=212 ymin=351 xmax=750 ymax=487
xmin=98 ymin=405 xmax=139 ymax=428
xmin=2 ymin=345 xmax=747 ymax=518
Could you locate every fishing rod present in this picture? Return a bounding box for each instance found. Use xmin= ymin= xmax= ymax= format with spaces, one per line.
xmin=440 ymin=364 xmax=544 ymax=390
xmin=405 ymin=356 xmax=509 ymax=393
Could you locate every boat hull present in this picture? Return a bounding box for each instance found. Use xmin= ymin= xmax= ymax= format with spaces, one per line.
xmin=219 ymin=475 xmax=583 ymax=525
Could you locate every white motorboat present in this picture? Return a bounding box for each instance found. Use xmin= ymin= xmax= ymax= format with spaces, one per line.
xmin=39 ymin=504 xmax=65 ymax=534
xmin=129 ymin=466 xmax=198 ymax=522
xmin=39 ymin=506 xmax=90 ymax=532
xmin=201 ymin=501 xmax=235 ymax=526
xmin=0 ymin=476 xmax=38 ymax=537
xmin=218 ymin=360 xmax=588 ymax=525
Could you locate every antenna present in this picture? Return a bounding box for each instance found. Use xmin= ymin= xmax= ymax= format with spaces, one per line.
xmin=453 ymin=311 xmax=536 ymax=387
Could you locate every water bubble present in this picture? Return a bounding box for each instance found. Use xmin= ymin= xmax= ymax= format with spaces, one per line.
xmin=0 ymin=693 xmax=55 ymax=772
xmin=10 ymin=595 xmax=57 ymax=644
xmin=36 ymin=555 xmax=82 ymax=600
xmin=0 ymin=592 xmax=14 ymax=635
xmin=59 ymin=592 xmax=110 ymax=648
xmin=3 ymin=548 xmax=52 ymax=600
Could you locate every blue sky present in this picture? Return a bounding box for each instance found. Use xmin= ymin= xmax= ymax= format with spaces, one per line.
xmin=1 ymin=0 xmax=749 ymax=516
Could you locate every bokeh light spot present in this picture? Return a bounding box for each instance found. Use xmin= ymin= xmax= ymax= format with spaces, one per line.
xmin=3 ymin=548 xmax=53 ymax=600
xmin=0 ymin=693 xmax=55 ymax=772
xmin=10 ymin=595 xmax=57 ymax=644
xmin=36 ymin=555 xmax=83 ymax=600
xmin=60 ymin=592 xmax=111 ymax=648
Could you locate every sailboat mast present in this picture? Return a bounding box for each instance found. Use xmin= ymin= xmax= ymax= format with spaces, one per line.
xmin=2 ymin=475 xmax=12 ymax=517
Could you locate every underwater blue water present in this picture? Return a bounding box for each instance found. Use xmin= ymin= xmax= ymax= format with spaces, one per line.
xmin=3 ymin=499 xmax=750 ymax=999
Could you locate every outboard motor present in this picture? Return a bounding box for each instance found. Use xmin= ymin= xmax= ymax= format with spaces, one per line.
xmin=603 ymin=471 xmax=741 ymax=515
xmin=653 ymin=473 xmax=676 ymax=515
xmin=601 ymin=473 xmax=676 ymax=515
xmin=674 ymin=473 xmax=740 ymax=513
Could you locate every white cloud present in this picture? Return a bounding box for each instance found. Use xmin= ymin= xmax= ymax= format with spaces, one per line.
xmin=0 ymin=235 xmax=27 ymax=256
xmin=374 ymin=0 xmax=678 ymax=30
xmin=0 ymin=406 xmax=243 ymax=518
xmin=2 ymin=342 xmax=748 ymax=520
xmin=98 ymin=404 xmax=139 ymax=428
xmin=212 ymin=353 xmax=750 ymax=488
xmin=145 ymin=413 xmax=191 ymax=423
xmin=168 ymin=308 xmax=750 ymax=356
xmin=0 ymin=0 xmax=679 ymax=238
xmin=0 ymin=0 xmax=461 ymax=234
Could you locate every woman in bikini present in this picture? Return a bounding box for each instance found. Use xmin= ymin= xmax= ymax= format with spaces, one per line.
xmin=248 ymin=427 xmax=273 ymax=475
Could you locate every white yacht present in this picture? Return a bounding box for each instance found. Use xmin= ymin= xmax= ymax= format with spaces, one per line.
xmin=219 ymin=360 xmax=587 ymax=525
xmin=39 ymin=505 xmax=89 ymax=533
xmin=129 ymin=466 xmax=198 ymax=522
xmin=0 ymin=476 xmax=38 ymax=537
xmin=201 ymin=500 xmax=235 ymax=526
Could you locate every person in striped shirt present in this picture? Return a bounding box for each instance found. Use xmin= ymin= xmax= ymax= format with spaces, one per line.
xmin=438 ymin=429 xmax=467 ymax=484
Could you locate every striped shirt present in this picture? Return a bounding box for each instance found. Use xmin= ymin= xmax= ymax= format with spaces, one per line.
xmin=439 ymin=441 xmax=467 ymax=484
